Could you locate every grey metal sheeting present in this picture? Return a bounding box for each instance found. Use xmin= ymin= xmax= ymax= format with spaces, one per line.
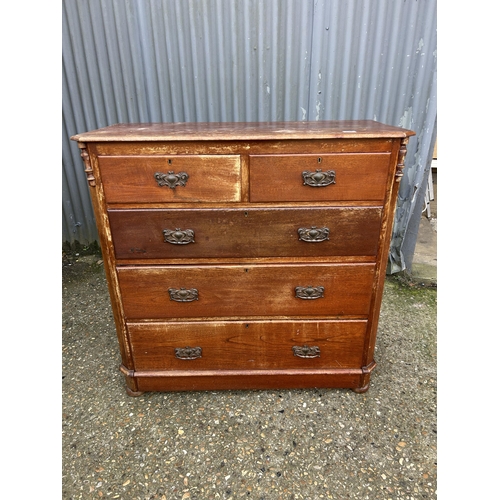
xmin=62 ymin=0 xmax=437 ymax=272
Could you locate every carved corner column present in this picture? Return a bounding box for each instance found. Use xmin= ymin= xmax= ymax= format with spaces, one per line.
xmin=395 ymin=137 xmax=409 ymax=182
xmin=77 ymin=142 xmax=96 ymax=187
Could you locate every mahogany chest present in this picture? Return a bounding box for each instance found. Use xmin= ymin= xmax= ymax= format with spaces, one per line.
xmin=71 ymin=121 xmax=414 ymax=395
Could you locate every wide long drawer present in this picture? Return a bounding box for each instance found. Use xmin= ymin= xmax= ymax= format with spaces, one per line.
xmin=127 ymin=320 xmax=367 ymax=371
xmin=98 ymin=155 xmax=241 ymax=203
xmin=249 ymin=153 xmax=391 ymax=202
xmin=108 ymin=206 xmax=382 ymax=259
xmin=116 ymin=263 xmax=376 ymax=319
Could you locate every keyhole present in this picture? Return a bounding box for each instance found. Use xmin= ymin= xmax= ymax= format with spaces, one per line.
xmin=168 ymin=159 xmax=172 ymax=164
xmin=244 ymin=211 xmax=248 ymax=217
xmin=317 ymin=157 xmax=322 ymax=163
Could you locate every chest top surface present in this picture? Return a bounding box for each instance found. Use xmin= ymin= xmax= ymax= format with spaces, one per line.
xmin=71 ymin=120 xmax=415 ymax=143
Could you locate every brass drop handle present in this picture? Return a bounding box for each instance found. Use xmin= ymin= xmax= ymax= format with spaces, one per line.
xmin=175 ymin=346 xmax=202 ymax=360
xmin=295 ymin=285 xmax=325 ymax=300
xmin=154 ymin=170 xmax=189 ymax=189
xmin=163 ymin=228 xmax=195 ymax=245
xmin=168 ymin=288 xmax=199 ymax=302
xmin=298 ymin=226 xmax=330 ymax=242
xmin=302 ymin=168 xmax=336 ymax=187
xmin=292 ymin=345 xmax=320 ymax=358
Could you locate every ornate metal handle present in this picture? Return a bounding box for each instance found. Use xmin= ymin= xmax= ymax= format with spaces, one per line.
xmin=292 ymin=345 xmax=321 ymax=358
xmin=163 ymin=228 xmax=195 ymax=245
xmin=295 ymin=285 xmax=325 ymax=300
xmin=298 ymin=226 xmax=330 ymax=242
xmin=154 ymin=171 xmax=189 ymax=189
xmin=168 ymin=287 xmax=199 ymax=302
xmin=175 ymin=346 xmax=202 ymax=360
xmin=302 ymin=168 xmax=336 ymax=187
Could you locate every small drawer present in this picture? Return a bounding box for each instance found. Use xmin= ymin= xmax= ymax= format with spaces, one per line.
xmin=108 ymin=206 xmax=383 ymax=260
xmin=128 ymin=320 xmax=367 ymax=371
xmin=116 ymin=263 xmax=376 ymax=320
xmin=249 ymin=153 xmax=391 ymax=202
xmin=98 ymin=155 xmax=241 ymax=203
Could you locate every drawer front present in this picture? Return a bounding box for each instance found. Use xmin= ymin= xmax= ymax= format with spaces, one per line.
xmin=249 ymin=153 xmax=391 ymax=202
xmin=117 ymin=263 xmax=375 ymax=319
xmin=108 ymin=206 xmax=382 ymax=259
xmin=128 ymin=320 xmax=367 ymax=371
xmin=98 ymin=155 xmax=241 ymax=203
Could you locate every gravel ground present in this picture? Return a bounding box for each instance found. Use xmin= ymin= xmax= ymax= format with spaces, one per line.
xmin=62 ymin=253 xmax=437 ymax=500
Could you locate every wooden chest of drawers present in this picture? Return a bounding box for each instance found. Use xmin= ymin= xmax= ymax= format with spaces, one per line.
xmin=71 ymin=121 xmax=414 ymax=395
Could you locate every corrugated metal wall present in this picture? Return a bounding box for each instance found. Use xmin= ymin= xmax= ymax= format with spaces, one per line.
xmin=62 ymin=0 xmax=437 ymax=273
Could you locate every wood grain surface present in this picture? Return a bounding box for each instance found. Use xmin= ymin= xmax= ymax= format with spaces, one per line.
xmin=128 ymin=319 xmax=367 ymax=371
xmin=108 ymin=206 xmax=383 ymax=260
xmin=116 ymin=263 xmax=376 ymax=320
xmin=249 ymin=153 xmax=391 ymax=202
xmin=99 ymin=155 xmax=241 ymax=203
